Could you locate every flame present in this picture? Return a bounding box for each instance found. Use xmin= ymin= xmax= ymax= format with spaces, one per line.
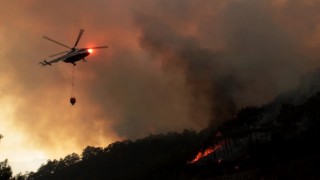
xmin=188 ymin=143 xmax=223 ymax=164
xmin=88 ymin=49 xmax=93 ymax=53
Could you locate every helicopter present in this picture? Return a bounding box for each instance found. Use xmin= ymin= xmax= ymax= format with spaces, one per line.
xmin=39 ymin=29 xmax=108 ymax=66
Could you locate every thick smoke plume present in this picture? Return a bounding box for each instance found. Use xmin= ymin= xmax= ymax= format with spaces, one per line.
xmin=134 ymin=0 xmax=320 ymax=125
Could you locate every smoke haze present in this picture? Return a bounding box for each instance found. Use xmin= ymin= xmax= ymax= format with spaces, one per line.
xmin=1 ymin=0 xmax=320 ymax=172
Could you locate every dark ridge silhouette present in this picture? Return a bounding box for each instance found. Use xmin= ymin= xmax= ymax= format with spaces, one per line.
xmin=23 ymin=90 xmax=320 ymax=179
xmin=24 ymin=130 xmax=203 ymax=180
xmin=4 ymin=70 xmax=320 ymax=180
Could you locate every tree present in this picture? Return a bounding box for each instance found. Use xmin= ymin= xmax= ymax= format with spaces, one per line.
xmin=62 ymin=153 xmax=80 ymax=167
xmin=0 ymin=159 xmax=12 ymax=180
xmin=81 ymin=146 xmax=103 ymax=160
xmin=12 ymin=173 xmax=27 ymax=180
xmin=235 ymin=106 xmax=262 ymax=144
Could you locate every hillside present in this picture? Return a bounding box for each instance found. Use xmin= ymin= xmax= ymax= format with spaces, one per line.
xmin=22 ymin=93 xmax=320 ymax=179
xmin=26 ymin=130 xmax=204 ymax=180
xmin=6 ymin=71 xmax=320 ymax=180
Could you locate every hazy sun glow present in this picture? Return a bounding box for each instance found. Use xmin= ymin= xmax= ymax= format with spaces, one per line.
xmin=0 ymin=98 xmax=48 ymax=174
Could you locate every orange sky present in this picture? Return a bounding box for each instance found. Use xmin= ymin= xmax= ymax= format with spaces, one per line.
xmin=1 ymin=0 xmax=320 ymax=174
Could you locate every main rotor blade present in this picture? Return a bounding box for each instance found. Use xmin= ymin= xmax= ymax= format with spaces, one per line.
xmin=89 ymin=46 xmax=109 ymax=49
xmin=48 ymin=50 xmax=70 ymax=58
xmin=43 ymin=36 xmax=72 ymax=49
xmin=74 ymin=29 xmax=84 ymax=48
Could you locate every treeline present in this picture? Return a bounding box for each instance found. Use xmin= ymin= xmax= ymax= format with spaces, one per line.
xmin=12 ymin=91 xmax=320 ymax=179
xmin=23 ymin=130 xmax=206 ymax=180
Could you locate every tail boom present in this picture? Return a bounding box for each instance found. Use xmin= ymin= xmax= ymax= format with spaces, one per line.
xmin=39 ymin=60 xmax=52 ymax=66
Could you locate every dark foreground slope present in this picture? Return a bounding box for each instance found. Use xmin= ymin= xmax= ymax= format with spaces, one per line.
xmin=22 ymin=72 xmax=320 ymax=180
xmin=26 ymin=130 xmax=205 ymax=180
xmin=25 ymin=91 xmax=320 ymax=180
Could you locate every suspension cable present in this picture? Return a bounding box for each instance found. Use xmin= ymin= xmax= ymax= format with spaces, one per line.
xmin=72 ymin=65 xmax=75 ymax=95
xmin=70 ymin=65 xmax=76 ymax=105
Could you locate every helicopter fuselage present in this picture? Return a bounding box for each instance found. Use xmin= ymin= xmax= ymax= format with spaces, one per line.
xmin=63 ymin=49 xmax=90 ymax=64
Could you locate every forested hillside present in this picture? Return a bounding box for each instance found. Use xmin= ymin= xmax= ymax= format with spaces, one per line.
xmin=26 ymin=130 xmax=204 ymax=180
xmin=3 ymin=71 xmax=320 ymax=179
xmin=23 ymin=91 xmax=320 ymax=179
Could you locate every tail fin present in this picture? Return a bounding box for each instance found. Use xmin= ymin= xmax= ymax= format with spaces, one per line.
xmin=39 ymin=60 xmax=52 ymax=66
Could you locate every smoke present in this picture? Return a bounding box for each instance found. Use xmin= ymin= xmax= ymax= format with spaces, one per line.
xmin=134 ymin=0 xmax=320 ymax=125
xmin=1 ymin=0 xmax=320 ymax=159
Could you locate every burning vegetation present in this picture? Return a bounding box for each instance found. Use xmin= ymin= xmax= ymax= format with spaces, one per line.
xmin=188 ymin=143 xmax=223 ymax=164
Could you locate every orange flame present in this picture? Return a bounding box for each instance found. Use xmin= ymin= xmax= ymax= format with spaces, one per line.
xmin=188 ymin=144 xmax=223 ymax=164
